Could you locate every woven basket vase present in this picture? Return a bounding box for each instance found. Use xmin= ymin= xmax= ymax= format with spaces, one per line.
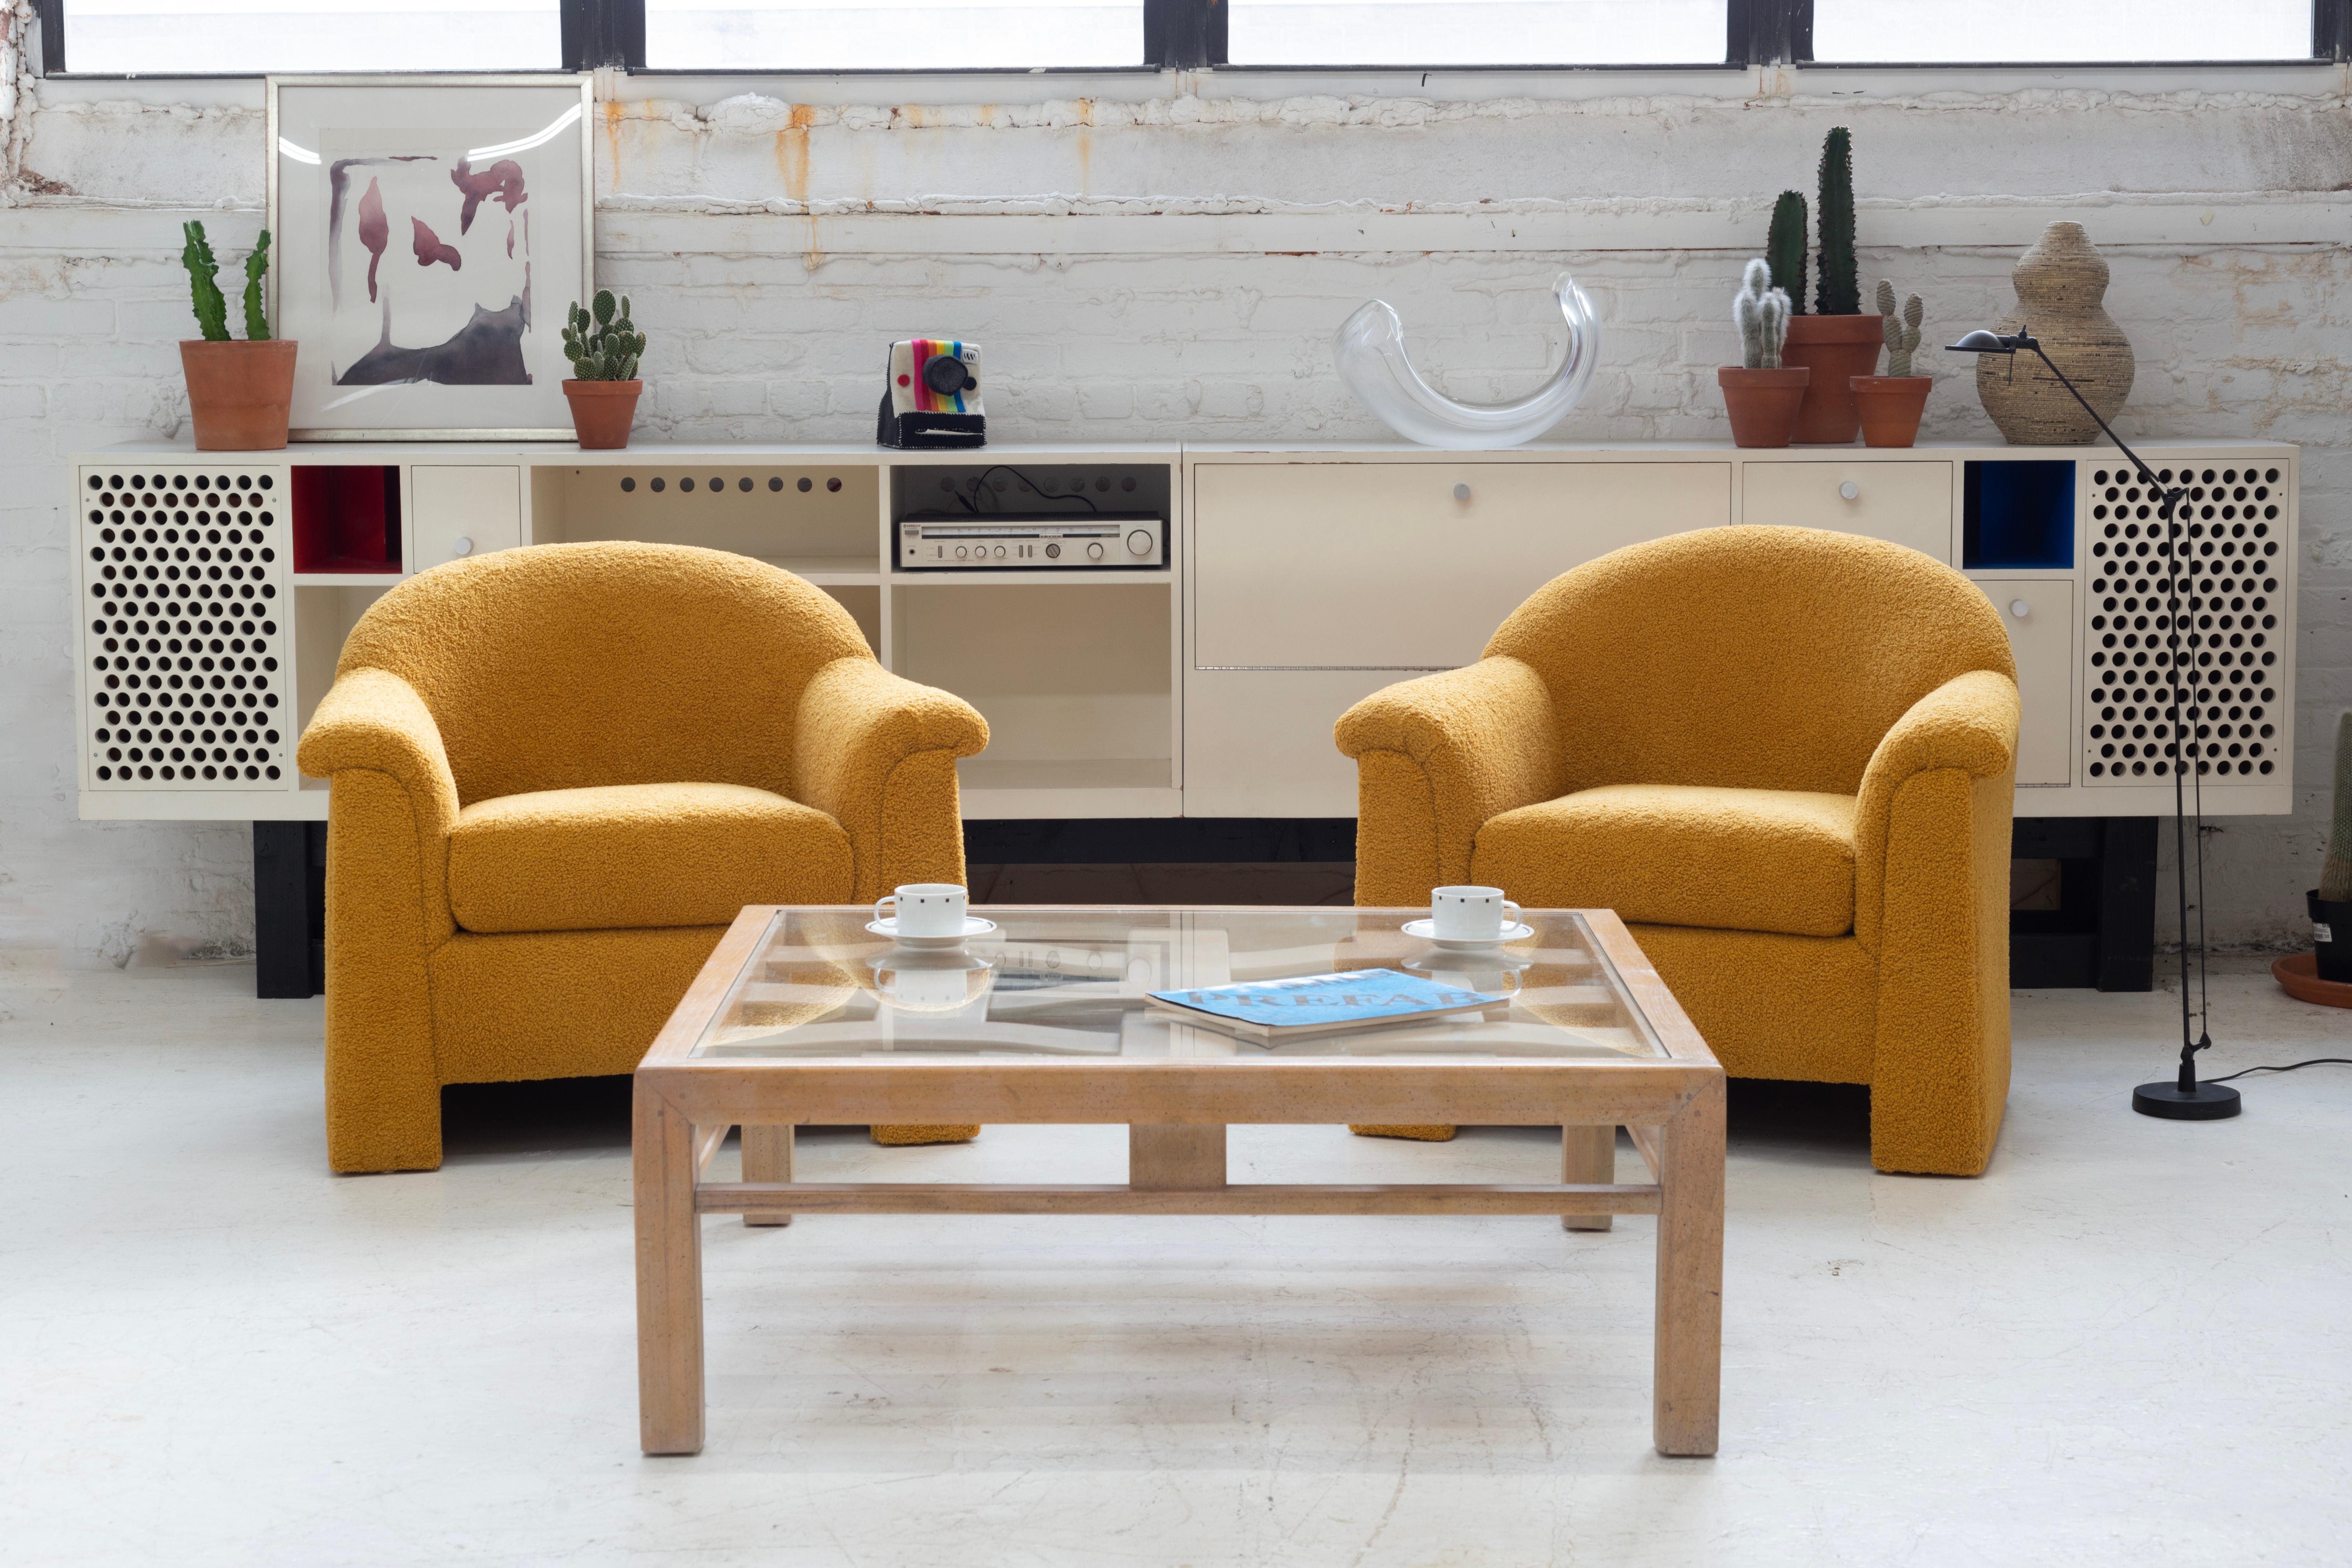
xmin=1977 ymin=221 xmax=2136 ymax=445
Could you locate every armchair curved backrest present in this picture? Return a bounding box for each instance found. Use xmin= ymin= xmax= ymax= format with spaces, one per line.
xmin=1486 ymin=526 xmax=2016 ymax=796
xmin=335 ymin=542 xmax=873 ymax=806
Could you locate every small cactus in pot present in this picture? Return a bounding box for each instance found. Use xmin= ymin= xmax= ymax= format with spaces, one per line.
xmin=1719 ymin=259 xmax=1808 ymax=448
xmin=176 ymin=219 xmax=298 ymax=450
xmin=560 ymin=288 xmax=648 ymax=450
xmin=1851 ymin=276 xmax=1932 ymax=447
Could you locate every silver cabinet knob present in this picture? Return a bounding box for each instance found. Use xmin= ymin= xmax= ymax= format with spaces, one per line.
xmin=2010 ymin=598 xmax=2032 ymax=619
xmin=1838 ymin=481 xmax=1860 ymax=501
xmin=451 ymin=535 xmax=474 ymax=557
xmin=1453 ymin=483 xmax=1471 ymax=502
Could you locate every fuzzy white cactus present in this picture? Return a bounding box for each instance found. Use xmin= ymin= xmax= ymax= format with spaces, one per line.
xmin=1735 ymin=259 xmax=1793 ymax=370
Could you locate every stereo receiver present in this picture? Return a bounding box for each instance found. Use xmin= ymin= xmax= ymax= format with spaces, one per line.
xmin=897 ymin=511 xmax=1165 ymax=570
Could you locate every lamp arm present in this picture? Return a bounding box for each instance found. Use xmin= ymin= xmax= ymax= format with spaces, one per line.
xmin=2020 ymin=342 xmax=2169 ymax=500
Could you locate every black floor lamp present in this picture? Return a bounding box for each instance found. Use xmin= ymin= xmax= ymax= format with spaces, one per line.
xmin=1948 ymin=328 xmax=2242 ymax=1120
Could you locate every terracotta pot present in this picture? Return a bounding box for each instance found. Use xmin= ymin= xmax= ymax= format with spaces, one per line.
xmin=2273 ymin=951 xmax=2352 ymax=1008
xmin=1850 ymin=375 xmax=1932 ymax=448
xmin=179 ymin=339 xmax=297 ymax=451
xmin=564 ymin=380 xmax=642 ymax=450
xmin=1978 ymin=221 xmax=2136 ymax=445
xmin=1779 ymin=314 xmax=1884 ymax=444
xmin=1717 ymin=366 xmax=1810 ymax=449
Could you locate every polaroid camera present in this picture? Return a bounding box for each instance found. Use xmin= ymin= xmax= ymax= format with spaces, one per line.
xmin=877 ymin=338 xmax=986 ymax=449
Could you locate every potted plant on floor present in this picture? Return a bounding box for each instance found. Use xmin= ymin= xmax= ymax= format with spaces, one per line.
xmin=1779 ymin=127 xmax=1885 ymax=444
xmin=2310 ymin=714 xmax=2352 ymax=983
xmin=1852 ymin=279 xmax=1930 ymax=447
xmin=562 ymin=290 xmax=647 ymax=450
xmin=1718 ymin=260 xmax=1807 ymax=448
xmin=178 ymin=221 xmax=297 ymax=451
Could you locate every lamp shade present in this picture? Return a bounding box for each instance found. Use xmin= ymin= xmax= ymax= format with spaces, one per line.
xmin=1948 ymin=329 xmax=2013 ymax=354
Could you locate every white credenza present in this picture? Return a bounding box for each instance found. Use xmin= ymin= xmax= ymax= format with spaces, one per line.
xmin=67 ymin=437 xmax=2296 ymax=825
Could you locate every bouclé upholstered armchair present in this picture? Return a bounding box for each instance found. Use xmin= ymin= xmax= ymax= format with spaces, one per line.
xmin=298 ymin=542 xmax=989 ymax=1173
xmin=1337 ymin=527 xmax=2020 ymax=1176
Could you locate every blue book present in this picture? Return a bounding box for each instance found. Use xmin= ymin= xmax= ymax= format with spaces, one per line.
xmin=1146 ymin=969 xmax=1507 ymax=1042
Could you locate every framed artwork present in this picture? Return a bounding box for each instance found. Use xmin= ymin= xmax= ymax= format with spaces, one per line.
xmin=267 ymin=75 xmax=594 ymax=441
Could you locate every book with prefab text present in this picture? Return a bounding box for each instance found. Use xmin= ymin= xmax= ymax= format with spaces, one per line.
xmin=1145 ymin=969 xmax=1507 ymax=1042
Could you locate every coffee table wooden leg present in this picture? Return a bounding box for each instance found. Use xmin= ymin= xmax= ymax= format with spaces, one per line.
xmin=1129 ymin=1124 xmax=1227 ymax=1190
xmin=741 ymin=1124 xmax=794 ymax=1226
xmin=1561 ymin=1124 xmax=1615 ymax=1232
xmin=1652 ymin=1077 xmax=1725 ymax=1458
xmin=635 ymin=1082 xmax=706 ymax=1456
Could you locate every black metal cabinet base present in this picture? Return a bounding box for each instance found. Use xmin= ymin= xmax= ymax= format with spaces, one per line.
xmin=253 ymin=821 xmax=325 ymax=999
xmin=2010 ymin=816 xmax=2157 ymax=992
xmin=249 ymin=814 xmax=2158 ymax=999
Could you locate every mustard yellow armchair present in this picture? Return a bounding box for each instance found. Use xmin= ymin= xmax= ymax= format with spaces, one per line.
xmin=1337 ymin=527 xmax=2020 ymax=1176
xmin=297 ymin=543 xmax=989 ymax=1173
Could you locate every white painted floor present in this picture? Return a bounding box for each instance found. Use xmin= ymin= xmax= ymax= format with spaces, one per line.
xmin=2 ymin=962 xmax=2346 ymax=1567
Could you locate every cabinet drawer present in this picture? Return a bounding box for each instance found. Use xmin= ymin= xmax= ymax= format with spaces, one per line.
xmin=1742 ymin=460 xmax=1953 ymax=560
xmin=1977 ymin=579 xmax=2074 ymax=787
xmin=1193 ymin=461 xmax=1730 ymax=670
xmin=411 ymin=466 xmax=521 ymax=571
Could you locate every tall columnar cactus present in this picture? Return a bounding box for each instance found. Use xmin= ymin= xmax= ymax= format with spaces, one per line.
xmin=1876 ymin=278 xmax=1924 ymax=377
xmin=242 ymin=231 xmax=273 ymax=342
xmin=181 ymin=220 xmax=272 ymax=342
xmin=1815 ymin=126 xmax=1859 ymax=316
xmin=562 ymin=289 xmax=647 ymax=381
xmin=182 ymin=221 xmax=230 ymax=342
xmin=1766 ymin=191 xmax=1809 ymax=318
xmin=1734 ymin=259 xmax=1792 ymax=370
xmin=2322 ymin=713 xmax=2352 ymax=902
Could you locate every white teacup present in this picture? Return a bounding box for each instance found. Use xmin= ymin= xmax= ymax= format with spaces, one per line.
xmin=1431 ymin=885 xmax=1521 ymax=944
xmin=875 ymin=882 xmax=968 ymax=939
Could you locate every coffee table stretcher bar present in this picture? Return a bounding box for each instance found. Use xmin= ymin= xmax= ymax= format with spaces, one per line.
xmin=634 ymin=905 xmax=1724 ymax=1459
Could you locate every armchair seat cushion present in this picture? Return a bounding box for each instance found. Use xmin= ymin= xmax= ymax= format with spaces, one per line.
xmin=448 ymin=781 xmax=853 ymax=934
xmin=1472 ymin=782 xmax=1858 ymax=938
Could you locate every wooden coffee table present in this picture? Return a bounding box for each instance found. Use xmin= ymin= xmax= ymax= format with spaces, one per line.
xmin=634 ymin=905 xmax=1724 ymax=1457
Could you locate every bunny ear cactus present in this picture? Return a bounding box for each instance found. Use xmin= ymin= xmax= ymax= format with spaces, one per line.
xmin=1877 ymin=278 xmax=1925 ymax=376
xmin=562 ymin=289 xmax=648 ymax=381
xmin=1734 ymin=259 xmax=1792 ymax=370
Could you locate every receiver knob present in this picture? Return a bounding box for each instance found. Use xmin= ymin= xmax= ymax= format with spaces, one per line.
xmin=1086 ymin=542 xmax=1104 ymax=560
xmin=1045 ymin=543 xmax=1061 ymax=558
xmin=1126 ymin=529 xmax=1153 ymax=555
xmin=954 ymin=546 xmax=968 ymax=559
xmin=1839 ymin=480 xmax=1860 ymax=501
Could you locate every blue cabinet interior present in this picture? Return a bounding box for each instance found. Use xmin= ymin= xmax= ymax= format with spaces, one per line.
xmin=1963 ymin=459 xmax=2076 ymax=569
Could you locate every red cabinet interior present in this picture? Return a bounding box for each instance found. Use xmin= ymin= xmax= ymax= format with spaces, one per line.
xmin=291 ymin=466 xmax=401 ymax=573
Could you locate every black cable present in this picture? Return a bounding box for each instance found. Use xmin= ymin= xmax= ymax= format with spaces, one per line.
xmin=2204 ymin=1057 xmax=2352 ymax=1084
xmin=952 ymin=463 xmax=1101 ymax=515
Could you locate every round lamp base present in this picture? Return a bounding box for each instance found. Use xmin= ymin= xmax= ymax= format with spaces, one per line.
xmin=2132 ymin=1081 xmax=2243 ymax=1120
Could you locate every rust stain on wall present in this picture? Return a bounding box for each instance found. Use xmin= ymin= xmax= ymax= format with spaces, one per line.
xmin=602 ymin=99 xmax=626 ymax=189
xmin=776 ymin=103 xmax=815 ymax=205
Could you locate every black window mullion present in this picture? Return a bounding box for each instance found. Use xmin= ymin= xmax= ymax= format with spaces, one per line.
xmin=1147 ymin=0 xmax=1226 ymax=67
xmin=33 ymin=0 xmax=66 ymax=74
xmin=565 ymin=0 xmax=645 ymax=71
xmin=2319 ymin=0 xmax=2352 ymax=60
xmin=1729 ymin=0 xmax=1813 ymax=66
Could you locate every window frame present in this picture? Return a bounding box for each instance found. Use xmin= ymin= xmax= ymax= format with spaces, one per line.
xmin=27 ymin=0 xmax=2352 ymax=75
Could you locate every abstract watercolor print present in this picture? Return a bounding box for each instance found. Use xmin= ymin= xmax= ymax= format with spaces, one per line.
xmin=321 ymin=136 xmax=538 ymax=387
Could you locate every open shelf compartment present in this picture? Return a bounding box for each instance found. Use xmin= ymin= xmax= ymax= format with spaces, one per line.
xmin=292 ymin=465 xmax=402 ymax=576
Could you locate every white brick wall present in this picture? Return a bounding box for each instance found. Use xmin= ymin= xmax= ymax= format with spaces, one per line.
xmin=3 ymin=60 xmax=2347 ymax=964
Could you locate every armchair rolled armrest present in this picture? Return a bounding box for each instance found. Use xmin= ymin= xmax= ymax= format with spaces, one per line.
xmin=1853 ymin=668 xmax=2020 ymax=955
xmin=793 ymin=657 xmax=990 ymax=900
xmin=297 ymin=666 xmax=462 ymax=830
xmin=1335 ymin=655 xmax=1565 ymax=905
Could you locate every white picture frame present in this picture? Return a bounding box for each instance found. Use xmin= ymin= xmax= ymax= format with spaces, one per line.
xmin=266 ymin=75 xmax=595 ymax=442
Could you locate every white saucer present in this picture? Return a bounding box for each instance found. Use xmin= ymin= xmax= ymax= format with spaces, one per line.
xmin=867 ymin=915 xmax=997 ymax=950
xmin=1401 ymin=917 xmax=1537 ymax=951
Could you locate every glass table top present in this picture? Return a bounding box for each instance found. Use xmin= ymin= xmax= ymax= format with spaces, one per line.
xmin=691 ymin=907 xmax=1667 ymax=1065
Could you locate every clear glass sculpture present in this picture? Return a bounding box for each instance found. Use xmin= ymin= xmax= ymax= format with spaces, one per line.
xmin=1334 ymin=271 xmax=1602 ymax=449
